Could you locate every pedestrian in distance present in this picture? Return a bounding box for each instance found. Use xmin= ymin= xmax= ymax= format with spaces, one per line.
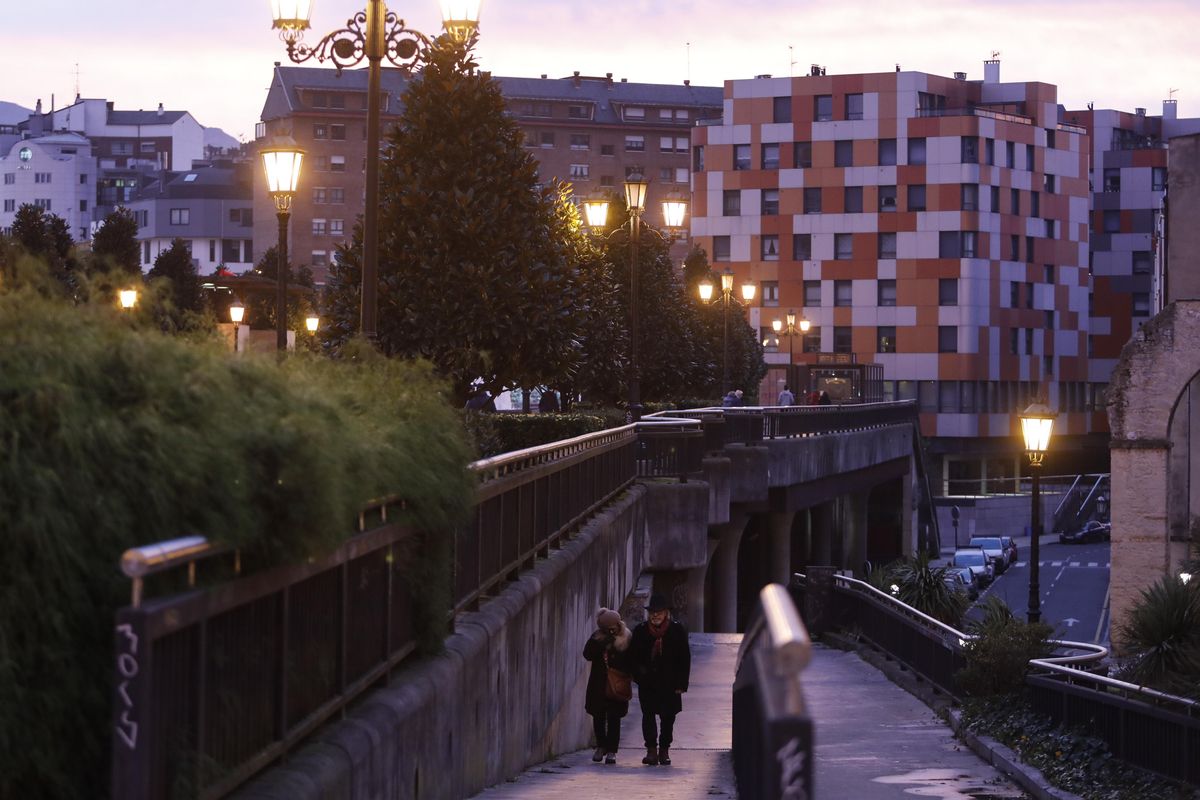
xmin=722 ymin=388 xmax=744 ymax=407
xmin=818 ymin=390 xmax=832 ymax=405
xmin=583 ymin=607 xmax=635 ymax=764
xmin=630 ymin=594 xmax=691 ymax=766
xmin=778 ymin=385 xmax=795 ymax=406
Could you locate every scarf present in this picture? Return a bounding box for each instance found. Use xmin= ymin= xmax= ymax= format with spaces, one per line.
xmin=648 ymin=617 xmax=669 ymax=660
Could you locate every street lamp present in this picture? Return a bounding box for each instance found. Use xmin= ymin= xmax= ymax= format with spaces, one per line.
xmin=118 ymin=289 xmax=139 ymax=310
xmin=1020 ymin=401 xmax=1056 ymax=624
xmin=306 ymin=313 xmax=320 ymax=333
xmin=261 ymin=136 xmax=305 ymax=351
xmin=698 ymin=268 xmax=757 ymax=396
xmin=229 ymin=300 xmax=246 ymax=353
xmin=269 ymin=0 xmax=481 ymax=341
xmin=772 ymin=309 xmax=811 ymax=366
xmin=582 ymin=175 xmax=687 ymax=422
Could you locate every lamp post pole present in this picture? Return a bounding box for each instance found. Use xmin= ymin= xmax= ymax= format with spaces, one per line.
xmin=698 ymin=269 xmax=755 ymax=398
xmin=260 ymin=137 xmax=303 ymax=352
xmin=628 ymin=203 xmax=642 ymax=421
xmin=276 ymin=208 xmax=290 ymax=350
xmin=361 ymin=0 xmax=386 ymax=339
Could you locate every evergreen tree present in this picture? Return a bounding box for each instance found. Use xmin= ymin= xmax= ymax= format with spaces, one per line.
xmin=248 ymin=245 xmax=316 ymax=335
xmin=89 ymin=207 xmax=141 ymax=276
xmin=9 ymin=204 xmax=77 ymax=292
xmin=147 ymin=238 xmax=205 ymax=330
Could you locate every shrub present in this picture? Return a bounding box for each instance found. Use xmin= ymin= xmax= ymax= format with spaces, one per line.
xmin=956 ymin=597 xmax=1053 ymax=696
xmin=469 ymin=412 xmax=608 ymax=458
xmin=1116 ymin=575 xmax=1200 ymax=697
xmin=0 ymin=291 xmax=473 ymax=799
xmin=883 ymin=553 xmax=969 ymax=627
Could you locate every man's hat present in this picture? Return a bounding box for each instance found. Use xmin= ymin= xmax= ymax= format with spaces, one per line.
xmin=646 ymin=593 xmax=671 ymax=612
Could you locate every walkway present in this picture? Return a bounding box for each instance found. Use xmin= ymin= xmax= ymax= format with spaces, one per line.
xmin=471 ymin=635 xmax=1026 ymax=799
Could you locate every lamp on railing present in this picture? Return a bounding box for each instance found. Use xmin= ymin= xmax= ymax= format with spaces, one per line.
xmin=698 ymin=268 xmax=756 ymax=396
xmin=1020 ymin=402 xmax=1056 ymax=624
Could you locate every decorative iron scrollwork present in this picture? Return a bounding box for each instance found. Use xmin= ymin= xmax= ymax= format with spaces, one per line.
xmin=282 ymin=11 xmax=432 ymax=74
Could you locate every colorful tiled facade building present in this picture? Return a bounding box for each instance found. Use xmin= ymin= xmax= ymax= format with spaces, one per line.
xmin=690 ymin=62 xmax=1102 ymax=487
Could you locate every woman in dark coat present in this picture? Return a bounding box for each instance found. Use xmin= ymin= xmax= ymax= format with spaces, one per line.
xmin=629 ymin=594 xmax=691 ymax=766
xmin=583 ymin=607 xmax=634 ymax=764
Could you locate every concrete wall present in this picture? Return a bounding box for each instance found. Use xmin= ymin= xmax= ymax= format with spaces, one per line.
xmin=1167 ymin=134 xmax=1200 ymax=303
xmin=934 ymin=494 xmax=1059 ymax=549
xmin=234 ymin=486 xmax=646 ymax=800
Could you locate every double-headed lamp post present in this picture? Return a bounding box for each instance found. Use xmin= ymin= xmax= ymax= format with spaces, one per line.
xmin=260 ymin=137 xmax=305 ymax=351
xmin=269 ymin=0 xmax=481 ymax=340
xmin=582 ymin=176 xmax=686 ymax=422
xmin=698 ymin=269 xmax=756 ymax=396
xmin=771 ymin=309 xmax=811 ymax=365
xmin=1019 ymin=402 xmax=1057 ymax=624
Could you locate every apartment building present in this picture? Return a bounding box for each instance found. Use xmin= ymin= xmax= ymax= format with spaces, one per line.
xmin=255 ymin=67 xmax=722 ymax=284
xmin=691 ymin=62 xmax=1100 ymax=486
xmin=0 ymin=132 xmax=95 ymax=239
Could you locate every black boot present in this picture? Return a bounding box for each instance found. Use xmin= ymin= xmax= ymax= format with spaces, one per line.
xmin=642 ymin=746 xmax=658 ymax=765
xmin=657 ymin=746 xmax=671 ymax=766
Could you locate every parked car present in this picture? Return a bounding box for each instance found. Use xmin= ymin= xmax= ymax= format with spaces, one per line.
xmin=952 ymin=548 xmax=994 ymax=588
xmin=942 ymin=566 xmax=980 ymax=601
xmin=999 ymin=535 xmax=1018 ymax=565
xmin=968 ymin=536 xmax=1010 ymax=573
xmin=1059 ymin=520 xmax=1112 ymax=544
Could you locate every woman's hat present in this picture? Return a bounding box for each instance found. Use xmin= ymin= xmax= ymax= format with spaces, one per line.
xmin=597 ymin=608 xmax=621 ymax=629
xmin=646 ymin=594 xmax=671 ymax=612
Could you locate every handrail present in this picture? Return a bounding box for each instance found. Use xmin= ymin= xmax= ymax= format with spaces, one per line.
xmin=470 ymin=423 xmax=637 ymax=476
xmin=120 ymin=536 xmax=233 ymax=608
xmin=1053 ymin=474 xmax=1083 ymax=518
xmin=761 ymin=583 xmax=812 ymax=674
xmin=1028 ymin=659 xmax=1200 ymax=715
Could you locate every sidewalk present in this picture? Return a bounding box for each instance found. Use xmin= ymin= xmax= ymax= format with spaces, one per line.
xmin=470 ymin=636 xmax=1024 ymax=799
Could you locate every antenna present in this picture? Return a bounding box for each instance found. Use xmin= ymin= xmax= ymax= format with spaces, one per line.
xmin=991 ymin=50 xmax=1000 ymax=59
xmin=1169 ymin=88 xmax=1178 ymax=100
xmin=73 ymin=63 xmax=81 ymax=99
xmin=789 ymin=45 xmax=797 ymax=77
xmin=686 ymin=42 xmax=691 ymax=84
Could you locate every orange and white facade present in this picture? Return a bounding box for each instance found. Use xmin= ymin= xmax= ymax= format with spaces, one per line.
xmin=690 ymin=63 xmax=1101 ymax=484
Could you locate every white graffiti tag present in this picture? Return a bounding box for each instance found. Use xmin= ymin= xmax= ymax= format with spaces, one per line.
xmin=115 ymin=624 xmax=139 ymax=749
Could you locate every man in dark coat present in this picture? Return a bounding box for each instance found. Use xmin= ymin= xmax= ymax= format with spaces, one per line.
xmin=630 ymin=594 xmax=691 ymax=766
xmin=583 ymin=607 xmax=635 ymax=764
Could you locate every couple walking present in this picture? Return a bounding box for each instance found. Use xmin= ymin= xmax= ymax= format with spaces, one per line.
xmin=582 ymin=594 xmax=691 ymax=766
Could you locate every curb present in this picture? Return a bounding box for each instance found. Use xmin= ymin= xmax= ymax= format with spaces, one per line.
xmin=823 ymin=633 xmax=1082 ymax=800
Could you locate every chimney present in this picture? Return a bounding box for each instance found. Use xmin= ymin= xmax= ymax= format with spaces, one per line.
xmin=157 ymin=102 xmax=164 ymax=117
xmin=684 ymin=79 xmax=690 ymax=86
xmin=1163 ymin=99 xmax=1178 ymax=120
xmin=540 ymin=74 xmax=547 ymax=79
xmin=983 ymin=59 xmax=1000 ymax=84
xmin=954 ymin=71 xmax=967 ymax=81
xmin=755 ymin=74 xmax=772 ymax=79
xmin=573 ymin=70 xmax=581 ymax=88
xmin=1136 ymin=107 xmax=1146 ymax=117
xmin=621 ymin=78 xmax=627 ymax=83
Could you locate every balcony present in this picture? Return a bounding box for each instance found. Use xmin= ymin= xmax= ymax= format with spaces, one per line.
xmin=915 ymin=106 xmax=1033 ymax=126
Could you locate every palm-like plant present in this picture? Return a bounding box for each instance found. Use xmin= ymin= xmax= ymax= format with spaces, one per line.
xmin=886 ymin=552 xmax=969 ymax=627
xmin=1117 ymin=575 xmax=1200 ymax=696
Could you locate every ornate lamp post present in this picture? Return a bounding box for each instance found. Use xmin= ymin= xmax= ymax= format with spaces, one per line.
xmin=1019 ymin=402 xmax=1056 ymax=624
xmin=698 ymin=268 xmax=756 ymax=396
xmin=229 ymin=300 xmax=246 ymax=353
xmin=771 ymin=309 xmax=811 ymax=365
xmin=269 ymin=0 xmax=481 ymax=340
xmin=582 ymin=175 xmax=686 ymax=423
xmin=260 ymin=137 xmax=305 ymax=351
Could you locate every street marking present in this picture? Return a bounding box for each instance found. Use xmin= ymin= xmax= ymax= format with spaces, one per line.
xmin=1070 ymin=562 xmax=1081 ymax=567
xmin=1088 ymin=562 xmax=1098 ymax=568
xmin=1050 ymin=561 xmax=1063 ymax=567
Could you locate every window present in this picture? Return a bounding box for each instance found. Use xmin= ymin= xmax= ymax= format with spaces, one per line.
xmin=569 ymin=163 xmax=590 ymax=180
xmin=330 ymin=155 xmax=346 ymax=172
xmin=961 ymin=136 xmax=978 ymax=163
xmin=312 ymin=218 xmax=327 ymax=236
xmin=330 ymin=219 xmax=344 ymax=236
xmin=1009 ymin=234 xmax=1020 ymax=261
xmin=939 ymin=382 xmax=960 ymax=412
xmin=570 ymin=134 xmax=591 ymax=150
xmin=845 ymin=93 xmax=864 ymax=120
xmin=804 ymin=280 xmax=821 ymax=307
xmin=794 ymin=141 xmax=812 ymax=168
xmin=773 ymin=96 xmax=792 ymax=123
xmin=169 ymin=208 xmax=190 ymax=225
xmin=879 ymin=185 xmax=897 ymax=211
xmin=3 ymin=173 xmax=13 ymax=185
xmin=803 ymin=187 xmax=822 ymax=214
xmin=1152 ymin=167 xmax=1167 ymax=191
xmin=990 ymin=185 xmax=1001 ymax=213
xmin=692 ymin=145 xmax=704 ymax=171
xmin=960 ymin=184 xmax=978 ymax=211
xmin=541 ymin=132 xmax=556 ymax=148
xmin=1132 ymin=251 xmax=1152 ymax=274
xmin=1011 ymin=188 xmax=1020 ymax=215
xmin=1043 ymin=356 xmax=1054 ymax=376
xmin=313 ymin=155 xmax=329 ymax=171
xmin=311 ymin=251 xmax=328 ymax=267
xmin=804 ymin=327 xmax=822 ymax=353
xmin=136 ymin=210 xmax=149 ymax=227
xmin=734 ymin=144 xmax=751 ymax=170
xmin=602 ymin=143 xmax=616 ymax=157
xmin=878 ymin=232 xmax=897 ymax=258
xmin=878 ymin=138 xmax=897 ymax=166
xmin=907 ymin=184 xmax=926 ymax=211
xmin=568 ymin=105 xmax=589 ymax=119
xmin=112 ymin=141 xmax=133 ymax=155
xmin=938 ymin=278 xmax=958 ymax=306
xmin=313 ymin=123 xmax=328 ymax=139
xmin=722 ymin=190 xmax=741 ymax=216
xmin=762 ymin=189 xmax=780 ymax=215
xmin=209 ymin=240 xmax=217 ymax=262
xmin=939 ymin=231 xmax=960 ymax=258
xmin=329 ymin=93 xmax=345 ymax=109
xmin=1044 ymin=264 xmax=1055 ymax=283
xmin=313 ymin=187 xmax=326 ymax=204
xmin=599 ymin=176 xmax=614 ymax=187
xmin=877 ymin=279 xmax=896 ymax=306
xmin=624 ymin=106 xmax=646 ymax=120
xmin=907 ymin=137 xmax=926 ymax=165
xmin=814 ymin=95 xmax=833 ymax=121
xmin=1103 ymin=210 xmax=1120 ymax=232
xmin=1025 ymin=281 xmax=1035 ymax=309
xmin=834 ymin=234 xmax=853 ymax=260
xmin=330 ymin=187 xmax=344 ymax=203
xmin=962 ymin=231 xmax=977 ymax=258
xmin=833 ymin=326 xmax=853 ymax=353
xmin=676 ymin=167 xmax=689 ymax=183
xmin=1044 ymin=173 xmax=1056 ymax=193
xmin=328 ymin=124 xmax=346 ymax=140
xmin=793 ymin=234 xmax=812 ymax=260
xmin=1010 ymin=328 xmax=1019 ymax=355
xmin=761 ymin=235 xmax=780 ymax=261
xmin=761 ymin=327 xmax=778 ymax=351
xmin=713 ymin=236 xmax=731 ymax=261
xmin=142 ymin=241 xmax=150 ymax=263
xmin=1103 ymin=168 xmax=1120 ymax=192
xmin=761 ymin=143 xmax=780 ymax=170
xmin=34 ymin=172 xmax=51 ymax=184
xmin=985 ymin=138 xmax=995 ymax=165
xmin=834 ymin=279 xmax=852 ymax=306
xmin=1046 ymin=128 xmax=1056 ymax=149
xmin=624 ymin=135 xmax=644 ymax=151
xmin=835 ymin=140 xmax=853 ymax=167
xmin=1031 ymin=191 xmax=1040 ymax=217
xmin=1025 ymin=144 xmax=1034 ymax=171
xmin=1005 ymin=141 xmax=1015 ymax=168
xmin=311 ymin=92 xmax=328 ymax=107
xmin=2 ymin=199 xmax=13 ymax=212
xmin=1044 ymin=310 xmax=1055 ymax=330
xmin=938 ymin=326 xmax=958 ymax=353
xmin=1010 ymin=282 xmax=1020 ymax=308
xmin=521 ymin=102 xmax=551 ymax=117
xmin=1023 ymin=235 xmax=1033 ymax=262
xmin=877 ymin=326 xmax=896 ymax=353
xmin=843 ymin=186 xmax=863 ymax=213
xmin=761 ymin=280 xmax=780 ymax=305
xmin=1025 ymin=328 xmax=1034 ymax=354
xmin=1044 ymin=219 xmax=1055 ymax=239
xmin=1132 ymin=292 xmax=1151 ymax=316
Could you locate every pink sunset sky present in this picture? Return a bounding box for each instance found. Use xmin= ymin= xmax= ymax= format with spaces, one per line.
xmin=2 ymin=0 xmax=1197 ymax=140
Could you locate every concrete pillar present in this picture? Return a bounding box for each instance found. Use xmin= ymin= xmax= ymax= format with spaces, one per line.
xmin=767 ymin=511 xmax=796 ymax=585
xmin=811 ymin=501 xmax=835 ymax=566
xmin=685 ymin=560 xmax=709 ymax=634
xmin=791 ymin=509 xmax=812 ymax=574
xmin=840 ymin=491 xmax=870 ymax=575
xmin=903 ymin=458 xmax=917 ymax=556
xmin=708 ymin=512 xmax=749 ymax=633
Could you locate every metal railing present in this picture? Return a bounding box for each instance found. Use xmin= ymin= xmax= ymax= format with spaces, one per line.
xmin=733 ymin=584 xmax=814 ymax=800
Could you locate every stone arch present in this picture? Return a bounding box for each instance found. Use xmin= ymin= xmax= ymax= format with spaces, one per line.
xmin=1106 ymin=301 xmax=1200 ymax=646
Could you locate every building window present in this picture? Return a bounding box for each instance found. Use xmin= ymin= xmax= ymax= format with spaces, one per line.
xmin=312 ymin=218 xmax=327 ymax=235
xmin=1152 ymin=167 xmax=1167 ymax=191
xmin=1009 ymin=234 xmax=1020 ymax=261
xmin=939 ymin=278 xmax=958 ymax=306
xmin=569 ymin=163 xmax=590 ymax=180
xmin=961 ymin=136 xmax=978 ymax=164
xmin=311 ymin=251 xmax=328 ymax=267
xmin=879 ymin=185 xmax=897 ymax=211
xmin=907 ymin=137 xmax=927 ymax=165
xmin=1132 ymin=251 xmax=1152 ymax=274
xmin=814 ymin=95 xmax=833 ymax=121
xmin=1043 ymin=356 xmax=1054 ymax=376
xmin=878 ymin=138 xmax=897 ymax=166
xmin=540 ymin=132 xmax=555 ymax=148
xmin=907 ymin=184 xmax=926 ymax=212
xmin=1025 ymin=328 xmax=1034 ymax=354
xmin=601 ymin=143 xmax=616 ymax=157
xmin=676 ymin=167 xmax=689 ymax=183
xmin=804 ymin=327 xmax=822 ymax=353
xmin=1103 ymin=168 xmax=1120 ymax=192
xmin=773 ymin=96 xmax=792 ymax=123
xmin=1009 ymin=188 xmax=1019 ymax=215
xmin=804 ymin=280 xmax=821 ymax=307
xmin=2 ymin=199 xmax=13 ymax=212
xmin=169 ymin=208 xmax=190 ymax=225
xmin=330 ymin=187 xmax=344 ymax=203
xmin=1010 ymin=328 xmax=1019 ymax=354
xmin=713 ymin=236 xmax=731 ymax=261
xmin=330 ymin=155 xmax=346 ymax=172
xmin=878 ymin=232 xmax=897 ymax=259
xmin=1045 ymin=310 xmax=1055 ymax=330
xmin=877 ymin=279 xmax=896 ymax=307
xmin=723 ymin=190 xmax=741 ymax=216
xmin=877 ymin=326 xmax=896 ymax=353
xmin=938 ymin=326 xmax=958 ymax=353
xmin=142 ymin=241 xmax=150 ymax=263
xmin=624 ymin=106 xmax=646 ymax=120
xmin=599 ymin=176 xmax=614 ymax=187
xmin=762 ymin=189 xmax=780 ymax=215
xmin=843 ymin=186 xmax=863 ymax=213
xmin=1009 ymin=282 xmax=1020 ymax=308
xmin=1132 ymin=292 xmax=1151 ymax=316
xmin=1026 ymin=281 xmax=1035 ymax=309
xmin=1044 ymin=219 xmax=1055 ymax=239
xmin=761 ymin=235 xmax=780 ymax=261
xmin=327 ymin=124 xmax=345 ymax=140
xmin=962 ymin=231 xmax=977 ymax=258
xmin=570 ymin=134 xmax=591 ymax=150
xmin=693 ymin=145 xmax=704 ymax=171
xmin=1044 ymin=173 xmax=1056 ymax=193
xmin=761 ymin=143 xmax=780 ymax=170
xmin=313 ymin=123 xmax=328 ymax=139
xmin=313 ymin=187 xmax=327 ymax=204
xmin=835 ymin=140 xmax=853 ymax=167
xmin=1046 ymin=128 xmax=1056 ymax=149
xmin=1025 ymin=144 xmax=1034 ymax=171
xmin=1024 ymin=235 xmax=1034 ymax=262
xmin=990 ymin=185 xmax=1001 ymax=213
xmin=761 ymin=280 xmax=780 ymax=305
xmin=939 ymin=231 xmax=960 ymax=258
xmin=3 ymin=173 xmax=13 ymax=185
xmin=802 ymin=187 xmax=821 ymax=214
xmin=794 ymin=141 xmax=812 ymax=168
xmin=834 ymin=279 xmax=852 ymax=306
xmin=961 ymin=184 xmax=978 ymax=211
xmin=34 ymin=172 xmax=51 ymax=184
xmin=985 ymin=138 xmax=995 ymax=165
xmin=1044 ymin=264 xmax=1055 ymax=283
xmin=833 ymin=326 xmax=853 ymax=353
xmin=793 ymin=233 xmax=812 ymax=260
xmin=1031 ymin=191 xmax=1040 ymax=217
xmin=1103 ymin=210 xmax=1120 ymax=233
xmin=624 ymin=135 xmax=644 ymax=152
xmin=834 ymin=234 xmax=853 ymax=260
xmin=734 ymin=144 xmax=751 ymax=170
xmin=568 ymin=105 xmax=589 ymax=119
xmin=845 ymin=93 xmax=864 ymax=120
xmin=313 ymin=155 xmax=329 ymax=171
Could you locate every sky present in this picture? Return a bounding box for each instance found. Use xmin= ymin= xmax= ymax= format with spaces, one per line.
xmin=3 ymin=0 xmax=1198 ymax=140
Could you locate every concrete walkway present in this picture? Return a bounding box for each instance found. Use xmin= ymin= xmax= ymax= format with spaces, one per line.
xmin=471 ymin=635 xmax=1026 ymax=799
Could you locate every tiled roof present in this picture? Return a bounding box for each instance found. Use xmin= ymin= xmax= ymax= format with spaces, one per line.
xmin=107 ymin=110 xmax=189 ymax=125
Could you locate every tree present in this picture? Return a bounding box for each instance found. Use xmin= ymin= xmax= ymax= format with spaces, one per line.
xmin=9 ymin=204 xmax=77 ymax=292
xmin=247 ymin=245 xmax=317 ymax=337
xmin=89 ymin=207 xmax=141 ymax=277
xmin=147 ymin=238 xmax=205 ymax=330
